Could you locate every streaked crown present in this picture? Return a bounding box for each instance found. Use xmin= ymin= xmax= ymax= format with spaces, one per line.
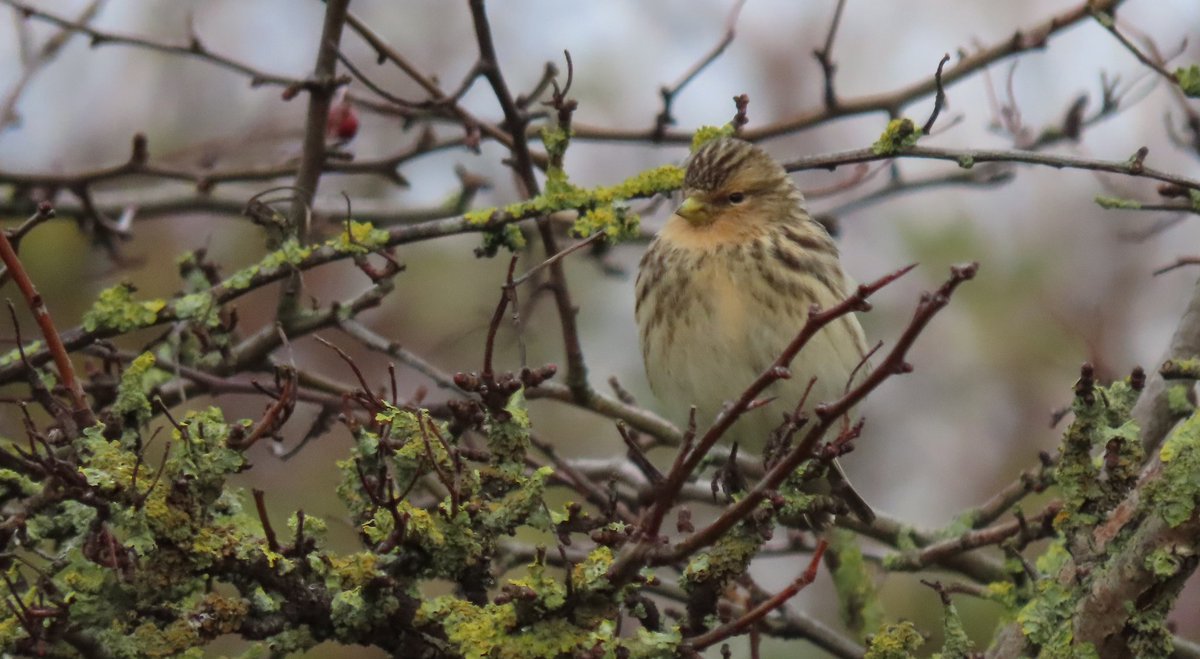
xmin=684 ymin=137 xmax=791 ymax=195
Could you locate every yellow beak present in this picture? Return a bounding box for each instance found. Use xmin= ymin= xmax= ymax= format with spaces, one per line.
xmin=674 ymin=196 xmax=712 ymax=225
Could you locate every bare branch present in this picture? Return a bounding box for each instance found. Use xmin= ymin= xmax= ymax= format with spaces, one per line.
xmin=812 ymin=0 xmax=848 ymax=110
xmin=0 ymin=0 xmax=314 ymax=90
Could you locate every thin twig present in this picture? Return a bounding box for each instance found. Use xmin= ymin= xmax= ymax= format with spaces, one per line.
xmin=886 ymin=502 xmax=1061 ymax=570
xmin=1152 ymin=256 xmax=1200 ymax=276
xmin=812 ymin=0 xmax=848 ymax=110
xmin=0 ymin=0 xmax=106 ymax=133
xmin=511 ymin=232 xmax=604 ymax=287
xmin=653 ymin=0 xmax=748 ymax=138
xmin=0 ymin=0 xmax=310 ymax=90
xmin=922 ymin=53 xmax=951 ymax=134
xmin=1089 ymin=9 xmax=1182 ymax=90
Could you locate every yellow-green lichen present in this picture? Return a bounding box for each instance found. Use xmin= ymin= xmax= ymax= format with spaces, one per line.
xmin=0 ymin=339 xmax=41 ymax=367
xmin=572 ymin=545 xmax=615 ymax=594
xmin=417 ymin=596 xmax=588 ymax=659
xmin=463 ymin=163 xmax=683 ymax=245
xmin=985 ymin=581 xmax=1018 ymax=610
xmin=415 ymin=593 xmax=680 ymax=659
xmin=1125 ymin=597 xmax=1177 ymax=658
xmin=572 ymin=205 xmax=639 ymax=241
xmin=258 ymin=238 xmax=314 ymax=271
xmin=507 ymin=558 xmax=567 ymax=612
xmin=1094 ymin=195 xmax=1143 ymax=210
xmin=487 ymin=389 xmax=533 ymax=465
xmin=477 ymin=223 xmax=527 ymax=257
xmin=871 ymin=118 xmax=922 ymax=155
xmin=864 ymin=621 xmax=924 ymax=659
xmin=112 ymin=352 xmax=160 ymax=426
xmin=1176 ymin=64 xmax=1200 ymax=98
xmin=680 ymin=522 xmax=761 ymax=594
xmin=1167 ymin=383 xmax=1195 ymax=416
xmin=1052 ymin=377 xmax=1139 ymax=539
xmin=1144 ymin=545 xmax=1191 ymax=578
xmin=0 ymin=467 xmax=39 ymax=499
xmin=827 ymin=529 xmax=882 ymax=640
xmin=465 ymin=207 xmax=498 ymax=225
xmin=83 ymin=283 xmax=166 ymax=333
xmin=691 ymin=124 xmax=736 ymax=151
xmin=541 ymin=124 xmax=572 ymax=160
xmin=1163 ymin=357 xmax=1200 ymax=379
xmin=330 ymin=586 xmax=401 ymax=639
xmin=1146 ymin=410 xmax=1200 ymax=527
xmin=931 ymin=600 xmax=974 ymax=659
xmin=1016 ymin=580 xmax=1078 ymax=655
xmin=336 ymin=220 xmax=390 ymax=254
xmin=78 ymin=424 xmax=136 ymax=491
xmin=173 ymin=292 xmax=219 ymax=327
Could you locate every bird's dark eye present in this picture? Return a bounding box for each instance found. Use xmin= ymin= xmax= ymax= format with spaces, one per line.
xmin=727 ymin=192 xmax=746 ymax=204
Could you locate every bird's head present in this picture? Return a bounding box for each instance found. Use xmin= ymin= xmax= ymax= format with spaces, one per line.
xmin=673 ymin=137 xmax=803 ymax=229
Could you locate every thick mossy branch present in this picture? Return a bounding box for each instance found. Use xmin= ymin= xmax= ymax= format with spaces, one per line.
xmin=987 ymin=370 xmax=1200 ymax=658
xmin=0 ymin=219 xmax=401 ymax=371
xmin=465 ymin=123 xmax=757 ymax=255
xmin=1052 ymin=373 xmax=1141 ymax=552
xmin=464 ymin=162 xmax=683 ymax=249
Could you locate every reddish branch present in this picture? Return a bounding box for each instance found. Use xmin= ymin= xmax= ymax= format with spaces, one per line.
xmin=0 ymin=203 xmax=94 ymax=428
xmin=686 ymin=539 xmax=829 ymax=651
xmin=666 ymin=264 xmax=977 ymax=566
xmin=642 ymin=263 xmax=916 ymax=542
xmin=605 ymin=263 xmax=951 ymax=586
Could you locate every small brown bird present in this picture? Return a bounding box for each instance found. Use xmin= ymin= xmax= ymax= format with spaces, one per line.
xmin=635 ymin=137 xmax=874 ymax=523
